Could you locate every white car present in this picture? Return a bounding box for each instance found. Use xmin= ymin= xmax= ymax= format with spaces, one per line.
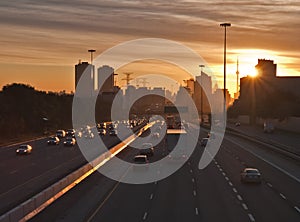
xmin=16 ymin=145 xmax=32 ymax=155
xmin=241 ymin=168 xmax=262 ymax=184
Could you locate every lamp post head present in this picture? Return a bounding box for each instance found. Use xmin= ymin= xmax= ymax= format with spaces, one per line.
xmin=220 ymin=23 xmax=231 ymax=27
xmin=88 ymin=49 xmax=96 ymax=53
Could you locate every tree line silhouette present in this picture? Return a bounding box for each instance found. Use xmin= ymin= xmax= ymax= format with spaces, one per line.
xmin=0 ymin=83 xmax=73 ymax=142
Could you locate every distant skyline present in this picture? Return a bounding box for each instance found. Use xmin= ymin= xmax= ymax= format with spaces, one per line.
xmin=0 ymin=0 xmax=299 ymax=96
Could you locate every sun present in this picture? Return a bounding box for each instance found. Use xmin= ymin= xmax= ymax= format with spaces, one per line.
xmin=231 ymin=49 xmax=276 ymax=77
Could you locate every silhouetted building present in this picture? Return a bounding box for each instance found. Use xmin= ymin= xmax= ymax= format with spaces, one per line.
xmin=194 ymin=72 xmax=212 ymax=115
xmin=97 ymin=65 xmax=115 ymax=93
xmin=231 ymin=59 xmax=300 ymax=121
xmin=74 ymin=61 xmax=94 ymax=97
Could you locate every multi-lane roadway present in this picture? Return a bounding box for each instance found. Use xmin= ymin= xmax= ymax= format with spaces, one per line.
xmin=26 ymin=125 xmax=300 ymax=222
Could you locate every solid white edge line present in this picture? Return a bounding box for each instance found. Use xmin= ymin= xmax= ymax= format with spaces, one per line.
xmin=143 ymin=212 xmax=148 ymax=220
xmin=226 ymin=136 xmax=300 ymax=184
xmin=294 ymin=206 xmax=300 ymax=213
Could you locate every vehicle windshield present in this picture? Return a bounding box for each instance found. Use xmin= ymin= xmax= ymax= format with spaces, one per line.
xmin=246 ymin=169 xmax=259 ymax=174
xmin=134 ymin=157 xmax=147 ymax=163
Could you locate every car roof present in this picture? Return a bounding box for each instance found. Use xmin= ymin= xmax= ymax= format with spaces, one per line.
xmin=134 ymin=155 xmax=147 ymax=159
xmin=244 ymin=168 xmax=259 ymax=172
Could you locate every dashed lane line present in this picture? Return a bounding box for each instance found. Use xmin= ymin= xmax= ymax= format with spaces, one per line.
xmin=143 ymin=212 xmax=148 ymax=220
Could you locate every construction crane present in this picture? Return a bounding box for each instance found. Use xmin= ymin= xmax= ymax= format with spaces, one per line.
xmin=122 ymin=72 xmax=133 ymax=86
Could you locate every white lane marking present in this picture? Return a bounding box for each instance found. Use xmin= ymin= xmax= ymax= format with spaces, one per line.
xmin=216 ymin=164 xmax=220 ymax=168
xmin=222 ymin=172 xmax=226 ymax=176
xmin=219 ymin=168 xmax=223 ymax=172
xmin=225 ymin=177 xmax=229 ymax=181
xmin=193 ymin=190 xmax=197 ymax=196
xmin=150 ymin=194 xmax=153 ymax=200
xmin=9 ymin=170 xmax=18 ymax=174
xmin=233 ymin=188 xmax=238 ymax=193
xmin=229 ymin=182 xmax=233 ymax=186
xmin=280 ymin=193 xmax=286 ymax=200
xmin=143 ymin=212 xmax=148 ymax=220
xmin=294 ymin=206 xmax=300 ymax=213
xmin=242 ymin=203 xmax=248 ymax=210
xmin=215 ymin=161 xmax=218 ymax=165
xmin=248 ymin=213 xmax=255 ymax=222
xmin=154 ymin=181 xmax=157 ymax=185
xmin=190 ymin=169 xmax=193 ymax=173
xmin=227 ymin=137 xmax=300 ymax=183
xmin=237 ymin=195 xmax=243 ymax=201
xmin=195 ymin=207 xmax=199 ymax=215
xmin=192 ymin=178 xmax=195 ymax=183
xmin=267 ymin=182 xmax=273 ymax=188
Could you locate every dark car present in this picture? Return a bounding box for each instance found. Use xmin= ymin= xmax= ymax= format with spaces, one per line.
xmin=200 ymin=138 xmax=209 ymax=147
xmin=16 ymin=144 xmax=32 ymax=155
xmin=98 ymin=128 xmax=106 ymax=136
xmin=47 ymin=136 xmax=60 ymax=145
xmin=56 ymin=130 xmax=66 ymax=138
xmin=134 ymin=155 xmax=149 ymax=164
xmin=64 ymin=138 xmax=76 ymax=146
xmin=241 ymin=168 xmax=262 ymax=184
xmin=66 ymin=129 xmax=75 ymax=138
xmin=109 ymin=129 xmax=118 ymax=136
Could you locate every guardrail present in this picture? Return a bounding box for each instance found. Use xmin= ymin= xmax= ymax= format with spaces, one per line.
xmin=0 ymin=122 xmax=153 ymax=222
xmin=226 ymin=127 xmax=300 ymax=162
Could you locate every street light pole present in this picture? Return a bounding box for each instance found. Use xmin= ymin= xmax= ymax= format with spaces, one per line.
xmin=199 ymin=64 xmax=205 ymax=125
xmin=88 ymin=49 xmax=96 ymax=94
xmin=220 ymin=23 xmax=231 ymax=125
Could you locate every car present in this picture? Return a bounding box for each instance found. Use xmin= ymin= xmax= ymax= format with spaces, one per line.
xmin=235 ymin=122 xmax=241 ymax=127
xmin=56 ymin=130 xmax=66 ymax=138
xmin=109 ymin=129 xmax=118 ymax=136
xmin=66 ymin=129 xmax=75 ymax=138
xmin=47 ymin=136 xmax=60 ymax=145
xmin=240 ymin=168 xmax=262 ymax=184
xmin=97 ymin=122 xmax=106 ymax=129
xmin=200 ymin=138 xmax=209 ymax=147
xmin=84 ymin=130 xmax=94 ymax=139
xmin=134 ymin=155 xmax=149 ymax=163
xmin=139 ymin=143 xmax=154 ymax=156
xmin=98 ymin=128 xmax=106 ymax=135
xmin=207 ymin=132 xmax=215 ymax=139
xmin=151 ymin=132 xmax=160 ymax=139
xmin=64 ymin=137 xmax=76 ymax=146
xmin=16 ymin=144 xmax=32 ymax=155
xmin=263 ymin=121 xmax=274 ymax=133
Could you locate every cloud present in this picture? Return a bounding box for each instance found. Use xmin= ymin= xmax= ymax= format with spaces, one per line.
xmin=0 ymin=0 xmax=299 ymax=93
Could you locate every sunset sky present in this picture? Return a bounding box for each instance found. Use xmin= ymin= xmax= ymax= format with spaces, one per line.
xmin=0 ymin=0 xmax=299 ymax=96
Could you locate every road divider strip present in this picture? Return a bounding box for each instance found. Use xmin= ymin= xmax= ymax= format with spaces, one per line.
xmin=0 ymin=123 xmax=153 ymax=222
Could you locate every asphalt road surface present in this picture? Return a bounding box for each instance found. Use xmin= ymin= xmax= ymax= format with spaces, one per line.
xmin=29 ymin=126 xmax=300 ymax=222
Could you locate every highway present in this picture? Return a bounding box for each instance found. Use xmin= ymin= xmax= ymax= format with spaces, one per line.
xmin=28 ymin=125 xmax=300 ymax=222
xmin=0 ymin=123 xmax=145 ymax=215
